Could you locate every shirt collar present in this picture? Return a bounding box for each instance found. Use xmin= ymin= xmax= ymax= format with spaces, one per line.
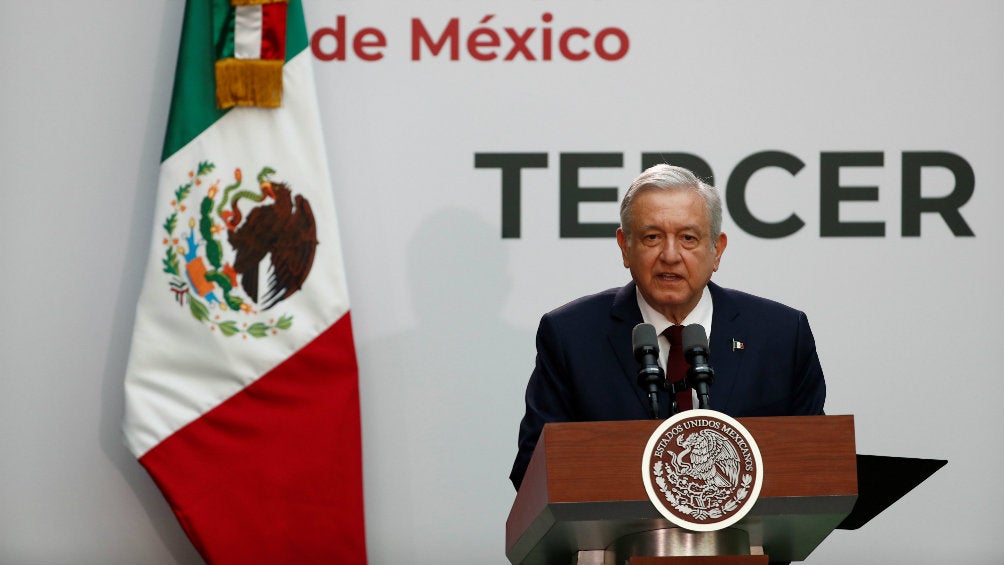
xmin=635 ymin=284 xmax=714 ymax=338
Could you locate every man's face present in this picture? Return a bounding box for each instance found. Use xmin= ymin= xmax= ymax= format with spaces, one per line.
xmin=616 ymin=189 xmax=727 ymax=323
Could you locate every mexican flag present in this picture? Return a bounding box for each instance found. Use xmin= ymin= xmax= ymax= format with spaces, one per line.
xmin=123 ymin=1 xmax=367 ymax=563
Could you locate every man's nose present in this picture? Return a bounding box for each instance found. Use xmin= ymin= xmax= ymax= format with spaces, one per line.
xmin=659 ymin=240 xmax=682 ymax=263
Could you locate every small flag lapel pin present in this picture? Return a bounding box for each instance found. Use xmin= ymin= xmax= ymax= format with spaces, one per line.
xmin=732 ymin=339 xmax=745 ymax=351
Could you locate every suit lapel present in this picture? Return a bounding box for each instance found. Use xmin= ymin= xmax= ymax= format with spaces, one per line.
xmin=607 ymin=282 xmax=652 ymax=414
xmin=707 ymin=281 xmax=746 ymax=412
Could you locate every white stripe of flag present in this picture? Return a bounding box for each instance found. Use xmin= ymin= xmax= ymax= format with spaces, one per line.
xmin=234 ymin=5 xmax=263 ymax=60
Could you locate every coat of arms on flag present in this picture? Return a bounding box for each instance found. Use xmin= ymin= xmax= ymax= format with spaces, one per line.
xmin=123 ymin=1 xmax=367 ymax=563
xmin=161 ymin=162 xmax=316 ymax=338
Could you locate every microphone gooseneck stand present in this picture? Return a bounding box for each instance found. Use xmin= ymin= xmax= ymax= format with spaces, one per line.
xmin=682 ymin=324 xmax=715 ymax=410
xmin=632 ymin=323 xmax=665 ymax=420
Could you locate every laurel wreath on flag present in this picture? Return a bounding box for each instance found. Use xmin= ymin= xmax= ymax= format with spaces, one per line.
xmin=652 ymin=461 xmax=752 ymax=521
xmin=160 ymin=160 xmax=293 ymax=339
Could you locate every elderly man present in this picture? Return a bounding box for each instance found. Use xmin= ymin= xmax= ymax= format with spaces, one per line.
xmin=510 ymin=164 xmax=826 ymax=490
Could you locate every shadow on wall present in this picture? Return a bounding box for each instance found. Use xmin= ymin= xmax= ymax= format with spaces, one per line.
xmin=97 ymin=4 xmax=207 ymax=564
xmin=358 ymin=208 xmax=533 ymax=556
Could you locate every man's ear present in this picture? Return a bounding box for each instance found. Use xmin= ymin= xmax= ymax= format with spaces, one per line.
xmin=616 ymin=227 xmax=630 ymax=268
xmin=713 ymin=232 xmax=727 ymax=271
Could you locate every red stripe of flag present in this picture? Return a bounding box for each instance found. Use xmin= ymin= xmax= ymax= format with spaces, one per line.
xmin=139 ymin=314 xmax=366 ymax=565
xmin=261 ymin=3 xmax=288 ymax=61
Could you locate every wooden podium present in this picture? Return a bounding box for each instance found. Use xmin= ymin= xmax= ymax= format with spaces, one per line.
xmin=505 ymin=416 xmax=942 ymax=564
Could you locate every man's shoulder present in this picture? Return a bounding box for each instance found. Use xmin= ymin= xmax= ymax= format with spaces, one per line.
xmin=535 ymin=284 xmax=636 ymax=346
xmin=548 ymin=286 xmax=621 ymax=316
xmin=710 ymin=282 xmax=806 ymax=318
xmin=542 ymin=283 xmax=633 ymax=324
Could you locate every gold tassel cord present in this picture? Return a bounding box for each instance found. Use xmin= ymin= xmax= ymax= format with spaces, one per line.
xmin=214 ymin=59 xmax=283 ymax=109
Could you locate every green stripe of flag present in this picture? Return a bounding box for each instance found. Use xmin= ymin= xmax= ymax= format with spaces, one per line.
xmin=215 ymin=3 xmax=236 ymax=60
xmin=161 ymin=0 xmax=308 ymax=162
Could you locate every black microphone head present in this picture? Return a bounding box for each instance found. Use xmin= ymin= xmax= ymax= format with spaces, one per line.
xmin=632 ymin=323 xmax=660 ymax=361
xmin=682 ymin=324 xmax=709 ymax=353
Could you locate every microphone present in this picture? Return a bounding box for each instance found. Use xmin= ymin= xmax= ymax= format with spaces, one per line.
xmin=633 ymin=323 xmax=664 ymax=419
xmin=682 ymin=324 xmax=715 ymax=410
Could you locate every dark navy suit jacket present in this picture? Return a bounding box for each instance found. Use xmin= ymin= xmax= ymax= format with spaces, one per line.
xmin=510 ymin=280 xmax=826 ymax=489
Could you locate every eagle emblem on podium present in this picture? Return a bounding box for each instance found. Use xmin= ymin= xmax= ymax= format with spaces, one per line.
xmin=643 ymin=410 xmax=764 ymax=531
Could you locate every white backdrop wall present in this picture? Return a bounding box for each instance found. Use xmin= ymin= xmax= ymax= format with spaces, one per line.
xmin=1 ymin=1 xmax=1002 ymax=564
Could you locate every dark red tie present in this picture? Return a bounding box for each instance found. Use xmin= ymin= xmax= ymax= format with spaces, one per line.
xmin=664 ymin=325 xmax=693 ymax=412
